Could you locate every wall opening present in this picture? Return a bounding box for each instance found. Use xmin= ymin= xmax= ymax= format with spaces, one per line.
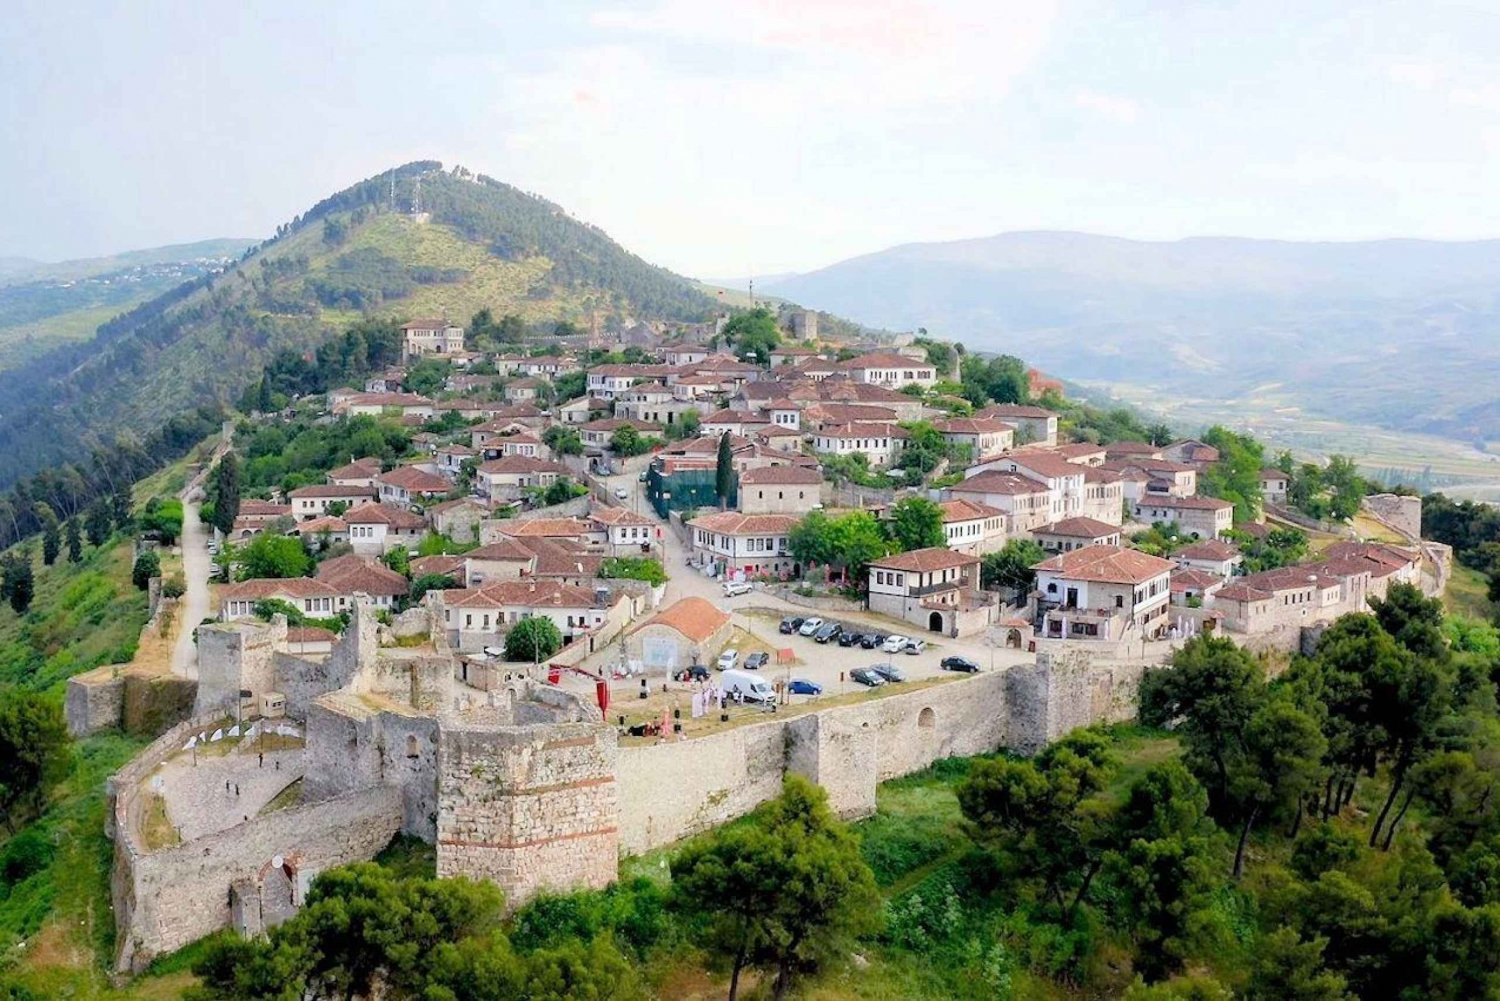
xmin=918 ymin=707 xmax=935 ymax=729
xmin=406 ymin=734 xmax=420 ymax=758
xmin=928 ymin=611 xmax=945 ymax=633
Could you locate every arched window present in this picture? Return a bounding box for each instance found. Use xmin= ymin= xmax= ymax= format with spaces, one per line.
xmin=406 ymin=734 xmax=420 ymax=759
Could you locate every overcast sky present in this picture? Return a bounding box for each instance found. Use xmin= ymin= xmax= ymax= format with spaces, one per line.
xmin=3 ymin=0 xmax=1499 ymax=276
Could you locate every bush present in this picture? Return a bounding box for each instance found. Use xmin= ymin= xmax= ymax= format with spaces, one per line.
xmin=0 ymin=829 xmax=54 ymax=887
xmin=131 ymin=549 xmax=161 ymax=590
xmin=508 ymin=878 xmax=671 ymax=959
xmin=884 ymin=875 xmax=965 ymax=951
xmin=161 ymin=576 xmax=186 ymax=599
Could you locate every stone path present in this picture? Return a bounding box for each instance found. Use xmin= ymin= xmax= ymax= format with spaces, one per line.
xmin=170 ymin=496 xmax=211 ymax=679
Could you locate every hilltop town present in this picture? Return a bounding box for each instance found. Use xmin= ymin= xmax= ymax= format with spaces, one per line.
xmin=51 ymin=304 xmax=1454 ymax=978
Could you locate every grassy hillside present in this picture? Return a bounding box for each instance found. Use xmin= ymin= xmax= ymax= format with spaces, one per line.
xmin=0 ymin=162 xmax=716 ymax=490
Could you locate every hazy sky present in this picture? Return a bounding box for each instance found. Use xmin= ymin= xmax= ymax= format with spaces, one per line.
xmin=3 ymin=0 xmax=1499 ymax=276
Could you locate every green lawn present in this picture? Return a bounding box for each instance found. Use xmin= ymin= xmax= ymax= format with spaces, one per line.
xmin=1444 ymin=564 xmax=1495 ymax=622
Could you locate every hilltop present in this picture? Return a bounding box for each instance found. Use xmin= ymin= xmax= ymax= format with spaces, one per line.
xmin=763 ymin=232 xmax=1500 ymax=448
xmin=0 ymin=162 xmax=718 ymax=488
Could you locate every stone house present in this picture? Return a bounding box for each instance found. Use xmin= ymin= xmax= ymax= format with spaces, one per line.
xmin=1031 ymin=517 xmax=1121 ymax=553
xmin=315 ymin=554 xmax=409 ymax=612
xmin=1162 ymin=439 xmax=1221 ymax=467
xmin=624 ymin=596 xmax=733 ymax=672
xmin=867 ymin=547 xmax=992 ymax=637
xmin=580 ymin=417 xmax=662 ymax=449
xmin=376 ymin=466 xmax=450 ymax=509
xmin=333 ymin=392 xmax=435 ymax=419
xmin=402 ymin=319 xmax=464 ymax=358
xmin=344 ymin=502 xmax=428 ymax=556
xmin=811 ymin=422 xmax=908 ymax=467
xmin=993 ymin=453 xmax=1087 ymax=523
xmin=1030 ymin=545 xmax=1175 ymax=642
xmin=842 ymin=352 xmax=937 ymax=388
xmin=938 ymin=499 xmax=1009 ymax=555
xmin=220 ymin=577 xmax=341 ymax=620
xmin=1170 ymin=567 xmax=1226 ymax=607
xmin=427 ymin=497 xmax=491 ymax=544
xmin=474 ymin=457 xmax=571 ymax=501
xmin=555 ymin=396 xmax=610 ymax=424
xmin=436 ymin=580 xmax=613 ymax=653
xmin=434 ymin=444 xmax=477 ymax=479
xmin=738 ymin=465 xmax=824 ymax=515
xmin=1260 ymin=468 xmax=1290 ymax=505
xmin=1080 ymin=467 xmax=1126 ymax=525
xmin=289 ymin=484 xmax=376 ymax=520
xmin=1173 ymin=539 xmax=1243 ymax=578
xmin=947 ymin=471 xmax=1054 ymax=535
xmin=1132 ymin=495 xmax=1234 ymax=539
xmin=701 ymin=409 xmax=773 ymax=438
xmin=326 ymin=458 xmax=384 ymax=489
xmin=974 ymin=404 xmax=1058 ymax=447
xmin=686 ymin=511 xmax=800 ymax=578
xmin=588 ymin=505 xmax=659 ymax=552
xmin=291 ymin=515 xmax=349 ymax=549
xmin=934 ymin=418 xmax=1015 ymax=462
xmin=504 ymin=378 xmax=547 ymax=404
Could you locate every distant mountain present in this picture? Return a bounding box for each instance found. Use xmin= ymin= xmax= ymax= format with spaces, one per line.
xmin=0 ymin=162 xmax=717 ymax=487
xmin=0 ymin=257 xmax=39 ymax=281
xmin=0 ymin=238 xmax=257 ymax=373
xmin=763 ymin=232 xmax=1500 ymax=444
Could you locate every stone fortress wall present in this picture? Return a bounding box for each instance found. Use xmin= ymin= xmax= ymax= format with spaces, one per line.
xmin=106 ymin=593 xmax=1146 ymax=973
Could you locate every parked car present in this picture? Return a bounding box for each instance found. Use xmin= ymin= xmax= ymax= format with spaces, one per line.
xmin=638 ymin=470 xmax=648 ymax=482
xmin=798 ymin=617 xmax=824 ymax=637
xmin=744 ymin=651 xmax=769 ymax=670
xmin=722 ymin=581 xmax=753 ymax=597
xmin=837 ymin=630 xmax=861 ymax=647
xmin=882 ymin=634 xmax=909 ymax=654
xmin=860 ymin=632 xmax=886 ymax=650
xmin=940 ymin=656 xmax=980 ymax=673
xmin=614 ymin=487 xmax=630 ymax=500
xmin=850 ymin=667 xmax=886 ymax=687
xmin=788 ymin=678 xmax=823 ymax=696
xmin=674 ymin=664 xmax=711 ymax=682
xmin=779 ymin=616 xmax=803 ymax=634
xmin=813 ymin=622 xmax=843 ymax=644
xmin=904 ymin=638 xmax=926 ymax=656
xmin=871 ymin=662 xmax=906 ymax=683
xmin=716 ymin=648 xmax=739 ymax=671
xmin=721 ymin=669 xmax=775 ymax=705
xmin=482 ymin=645 xmax=504 ymax=659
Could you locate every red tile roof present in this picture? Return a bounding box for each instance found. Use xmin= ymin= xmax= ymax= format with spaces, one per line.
xmin=869 ymin=547 xmax=978 ymax=572
xmin=630 ymin=596 xmax=731 ymax=643
xmin=1031 ymin=545 xmax=1175 ymax=584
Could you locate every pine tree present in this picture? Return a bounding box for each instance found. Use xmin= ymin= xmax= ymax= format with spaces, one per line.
xmin=85 ymin=500 xmax=112 ymax=547
xmin=7 ymin=552 xmax=33 ymax=614
xmin=257 ymin=376 xmax=274 ymax=413
xmin=65 ymin=518 xmax=82 ymax=562
xmin=211 ymin=453 xmax=241 ymax=536
xmin=41 ymin=519 xmax=59 ymax=566
xmin=111 ymin=485 xmax=133 ymax=528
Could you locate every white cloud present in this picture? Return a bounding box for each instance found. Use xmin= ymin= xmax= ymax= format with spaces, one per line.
xmin=1073 ymin=88 xmax=1139 ymax=124
xmin=1386 ymin=59 xmax=1442 ymax=90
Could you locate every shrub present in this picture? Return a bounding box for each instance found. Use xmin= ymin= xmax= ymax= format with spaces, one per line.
xmin=0 ymin=829 xmax=54 ymax=887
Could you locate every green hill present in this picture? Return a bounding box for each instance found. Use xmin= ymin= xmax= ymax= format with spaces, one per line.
xmin=0 ymin=161 xmax=717 ymax=489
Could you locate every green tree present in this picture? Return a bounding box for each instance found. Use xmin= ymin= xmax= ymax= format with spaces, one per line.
xmin=722 ymin=307 xmax=781 ymax=365
xmin=959 ymin=354 xmax=1029 ymax=407
xmin=131 ymin=548 xmax=161 ymax=590
xmin=542 ymin=424 xmax=584 ymax=456
xmin=84 ymin=498 xmax=112 ymax=546
xmin=542 ymin=477 xmax=585 ymax=506
xmin=666 ymin=408 xmax=701 ymax=441
xmin=958 ymin=729 xmax=1117 ymax=920
xmin=404 ymin=356 xmax=450 ymax=396
xmin=40 ymin=517 xmax=59 ymax=567
xmin=0 ymin=688 xmax=68 ymax=831
xmin=210 ymin=452 xmax=241 ymax=536
xmin=382 ymin=546 xmax=411 ymax=578
xmin=1247 ymin=927 xmax=1353 ymax=1001
xmin=672 ymin=776 xmax=881 ymax=1001
xmin=1199 ymin=426 xmax=1264 ymax=523
xmin=139 ymin=496 xmax=184 ymax=545
xmin=410 ymin=573 xmax=459 ymax=604
xmin=505 ymin=617 xmax=563 ymax=663
xmin=980 ymin=538 xmax=1047 ymax=593
xmin=611 ymin=425 xmax=652 ymax=457
xmin=896 ymin=421 xmax=946 ymax=483
xmin=600 ymin=556 xmax=667 ymax=587
xmin=4 ymin=554 xmax=32 ymax=615
xmin=716 ymin=432 xmax=735 ymax=508
xmin=64 ymin=518 xmax=82 ymax=562
xmin=238 ymin=533 xmax=313 ymax=580
xmin=885 ymin=496 xmax=945 ymax=552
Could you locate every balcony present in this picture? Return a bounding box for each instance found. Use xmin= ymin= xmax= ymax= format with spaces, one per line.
xmin=906 ymin=574 xmax=976 ymax=598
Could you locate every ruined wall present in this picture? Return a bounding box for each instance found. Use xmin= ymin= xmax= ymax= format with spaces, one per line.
xmin=436 ymin=718 xmax=618 ymax=908
xmin=301 ymin=697 xmax=441 ymax=840
xmin=274 ymin=652 xmax=332 ymax=720
xmin=65 ymin=669 xmax=125 ymax=737
xmin=1005 ymin=651 xmax=1142 ymax=754
xmin=349 ymin=652 xmax=453 ymax=712
xmin=112 ymin=786 xmax=402 ymax=972
xmin=121 ymin=672 xmax=197 ymax=736
xmin=194 ymin=619 xmax=285 ymax=717
xmin=1362 ymin=493 xmax=1423 ymax=540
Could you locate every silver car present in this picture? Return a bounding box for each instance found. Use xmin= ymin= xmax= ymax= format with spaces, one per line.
xmin=798 ymin=617 xmax=824 ymax=637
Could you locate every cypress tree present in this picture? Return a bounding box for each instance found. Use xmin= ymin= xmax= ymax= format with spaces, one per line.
xmin=715 ymin=431 xmax=734 ymax=509
xmin=211 ymin=453 xmax=241 ymax=536
xmin=41 ymin=519 xmax=59 ymax=566
xmin=65 ymin=518 xmax=83 ymax=562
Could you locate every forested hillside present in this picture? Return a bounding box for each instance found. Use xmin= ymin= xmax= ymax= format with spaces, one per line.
xmin=0 ymin=162 xmax=716 ymax=489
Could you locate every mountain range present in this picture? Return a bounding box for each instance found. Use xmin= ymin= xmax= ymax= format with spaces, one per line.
xmin=0 ymin=162 xmax=720 ymax=488
xmin=761 ymin=232 xmax=1500 ymax=446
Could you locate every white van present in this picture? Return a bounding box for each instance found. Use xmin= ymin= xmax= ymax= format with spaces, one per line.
xmin=720 ymin=669 xmax=776 ymax=705
xmin=722 ymin=581 xmax=753 ymax=597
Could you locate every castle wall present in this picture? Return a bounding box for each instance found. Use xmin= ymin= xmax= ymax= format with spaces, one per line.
xmin=65 ymin=670 xmax=125 ymax=737
xmin=194 ymin=619 xmax=285 ymax=717
xmin=435 ymin=719 xmax=618 ymax=908
xmin=112 ymin=786 xmax=402 ymax=972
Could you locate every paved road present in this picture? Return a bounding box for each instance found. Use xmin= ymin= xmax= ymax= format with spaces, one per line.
xmin=171 ymin=497 xmax=211 ymax=679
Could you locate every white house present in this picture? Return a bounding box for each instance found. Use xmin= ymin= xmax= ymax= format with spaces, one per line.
xmin=1031 ymin=545 xmax=1175 ymax=642
xmin=343 ymin=502 xmax=428 ymax=556
xmin=376 ymin=466 xmax=450 ymax=509
xmin=934 ymin=418 xmax=1015 ymax=462
xmin=685 ymin=512 xmax=800 ymax=578
xmin=1132 ymin=496 xmax=1235 ymax=539
xmin=402 ymin=319 xmax=464 ymax=358
xmin=738 ymin=465 xmax=824 ymax=515
xmin=811 ymin=422 xmax=907 ymax=467
xmin=947 ymin=471 xmax=1054 ymax=534
xmin=1032 ymin=517 xmax=1122 ymax=553
xmin=975 ymin=404 xmax=1058 ymax=447
xmin=842 ymin=352 xmax=937 ymax=388
xmin=937 ymin=499 xmax=1008 ymax=554
xmin=995 ymin=453 xmax=1087 ymax=522
xmin=867 ymin=547 xmax=992 ymax=637
xmin=288 ymin=484 xmax=376 ymax=520
xmin=219 ymin=578 xmax=340 ymax=621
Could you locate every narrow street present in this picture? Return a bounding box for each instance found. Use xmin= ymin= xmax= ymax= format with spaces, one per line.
xmin=170 ymin=494 xmax=211 ymax=679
